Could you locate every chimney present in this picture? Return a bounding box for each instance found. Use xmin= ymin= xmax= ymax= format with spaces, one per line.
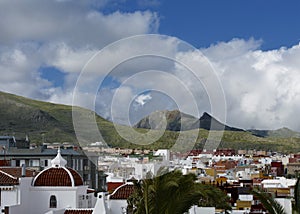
xmin=21 ymin=164 xmax=26 ymax=177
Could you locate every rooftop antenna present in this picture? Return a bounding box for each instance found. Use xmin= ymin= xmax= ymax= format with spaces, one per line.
xmin=42 ymin=133 xmax=45 ymax=144
xmin=3 ymin=145 xmax=6 ymax=161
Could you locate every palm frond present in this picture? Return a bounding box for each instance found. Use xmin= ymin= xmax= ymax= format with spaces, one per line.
xmin=252 ymin=188 xmax=287 ymax=214
xmin=294 ymin=176 xmax=300 ymax=214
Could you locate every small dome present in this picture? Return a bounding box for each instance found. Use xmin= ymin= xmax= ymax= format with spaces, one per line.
xmin=51 ymin=148 xmax=67 ymax=167
xmin=32 ymin=167 xmax=83 ymax=187
xmin=32 ymin=149 xmax=83 ymax=187
xmin=110 ymin=183 xmax=134 ymax=200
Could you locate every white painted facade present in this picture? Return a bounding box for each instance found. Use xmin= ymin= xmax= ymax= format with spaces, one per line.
xmin=0 ymin=186 xmax=19 ymax=209
xmin=238 ymin=194 xmax=253 ymax=201
xmin=188 ymin=206 xmax=215 ymax=214
xmin=275 ymin=198 xmax=292 ymax=214
xmin=262 ymin=177 xmax=296 ymax=188
xmin=108 ymin=199 xmax=128 ymax=214
xmin=3 ymin=149 xmax=107 ymax=214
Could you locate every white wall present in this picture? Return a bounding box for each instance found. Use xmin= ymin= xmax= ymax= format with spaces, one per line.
xmin=109 ymin=200 xmax=127 ymax=214
xmin=27 ymin=187 xmax=79 ymax=214
xmin=189 ymin=206 xmax=215 ymax=214
xmin=93 ymin=192 xmax=108 ymax=214
xmin=275 ymin=198 xmax=292 ymax=214
xmin=239 ymin=194 xmax=253 ymax=201
xmin=0 ymin=187 xmax=18 ymax=210
xmin=6 ymin=177 xmax=92 ymax=214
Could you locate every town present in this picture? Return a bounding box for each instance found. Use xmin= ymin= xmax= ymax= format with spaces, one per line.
xmin=1 ymin=135 xmax=299 ymax=213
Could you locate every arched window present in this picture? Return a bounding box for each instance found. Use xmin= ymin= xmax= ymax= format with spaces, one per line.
xmin=49 ymin=195 xmax=57 ymax=208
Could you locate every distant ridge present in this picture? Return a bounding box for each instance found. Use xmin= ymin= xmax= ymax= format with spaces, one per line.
xmin=134 ymin=110 xmax=244 ymax=132
xmin=0 ymin=91 xmax=108 ymax=144
xmin=1 ymin=91 xmax=300 ymax=152
xmin=248 ymin=127 xmax=300 ymax=138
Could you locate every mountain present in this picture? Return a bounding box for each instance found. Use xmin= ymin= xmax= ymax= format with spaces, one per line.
xmin=134 ymin=110 xmax=244 ymax=132
xmin=248 ymin=127 xmax=300 ymax=138
xmin=1 ymin=91 xmax=300 ymax=152
xmin=0 ymin=91 xmax=109 ymax=144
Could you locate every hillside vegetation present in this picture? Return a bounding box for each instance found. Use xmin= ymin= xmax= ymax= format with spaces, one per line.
xmin=0 ymin=91 xmax=300 ymax=152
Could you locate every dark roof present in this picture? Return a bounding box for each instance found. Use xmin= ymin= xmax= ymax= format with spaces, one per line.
xmin=110 ymin=183 xmax=134 ymax=200
xmin=0 ymin=167 xmax=35 ymax=178
xmin=33 ymin=167 xmax=83 ymax=187
xmin=64 ymin=209 xmax=93 ymax=214
xmin=0 ymin=170 xmax=18 ymax=185
xmin=87 ymin=188 xmax=95 ymax=194
xmin=5 ymin=147 xmax=83 ymax=156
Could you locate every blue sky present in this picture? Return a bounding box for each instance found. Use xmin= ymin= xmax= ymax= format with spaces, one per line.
xmin=1 ymin=0 xmax=300 ymax=131
xmin=103 ymin=0 xmax=300 ymax=50
xmin=40 ymin=0 xmax=300 ymax=89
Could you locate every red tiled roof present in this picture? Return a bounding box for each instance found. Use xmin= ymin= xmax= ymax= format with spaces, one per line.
xmin=0 ymin=170 xmax=18 ymax=185
xmin=64 ymin=209 xmax=93 ymax=214
xmin=68 ymin=167 xmax=84 ymax=186
xmin=87 ymin=188 xmax=95 ymax=194
xmin=110 ymin=183 xmax=134 ymax=200
xmin=0 ymin=160 xmax=10 ymax=166
xmin=0 ymin=167 xmax=35 ymax=178
xmin=107 ymin=182 xmax=124 ymax=192
xmin=33 ymin=167 xmax=83 ymax=187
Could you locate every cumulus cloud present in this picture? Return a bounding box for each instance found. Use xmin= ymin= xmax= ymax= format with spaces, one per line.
xmin=95 ymin=38 xmax=300 ymax=132
xmin=0 ymin=0 xmax=159 ymax=101
xmin=203 ymin=39 xmax=300 ymax=131
xmin=0 ymin=0 xmax=159 ymax=46
xmin=1 ymin=0 xmax=300 ymax=132
xmin=135 ymin=94 xmax=152 ymax=106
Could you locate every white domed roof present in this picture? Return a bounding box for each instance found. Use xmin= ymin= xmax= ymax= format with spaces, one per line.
xmin=51 ymin=148 xmax=67 ymax=167
xmin=32 ymin=149 xmax=83 ymax=187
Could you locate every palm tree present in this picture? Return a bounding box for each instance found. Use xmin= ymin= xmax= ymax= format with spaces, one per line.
xmin=294 ymin=176 xmax=300 ymax=214
xmin=252 ymin=188 xmax=287 ymax=214
xmin=127 ymin=168 xmax=231 ymax=214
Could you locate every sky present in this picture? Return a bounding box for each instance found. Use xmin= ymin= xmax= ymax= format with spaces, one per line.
xmin=1 ymin=0 xmax=300 ymax=131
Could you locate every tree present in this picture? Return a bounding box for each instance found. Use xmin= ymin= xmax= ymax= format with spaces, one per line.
xmin=252 ymin=188 xmax=286 ymax=214
xmin=127 ymin=169 xmax=231 ymax=214
xmin=294 ymin=176 xmax=300 ymax=214
xmin=196 ymin=183 xmax=231 ymax=210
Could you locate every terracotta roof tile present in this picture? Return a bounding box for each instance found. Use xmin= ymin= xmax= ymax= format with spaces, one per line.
xmin=33 ymin=167 xmax=83 ymax=187
xmin=64 ymin=209 xmax=93 ymax=214
xmin=87 ymin=188 xmax=95 ymax=194
xmin=68 ymin=167 xmax=84 ymax=186
xmin=110 ymin=183 xmax=134 ymax=200
xmin=0 ymin=167 xmax=35 ymax=178
xmin=0 ymin=170 xmax=18 ymax=185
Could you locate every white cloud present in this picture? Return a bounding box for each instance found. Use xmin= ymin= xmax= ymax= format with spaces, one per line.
xmin=135 ymin=94 xmax=152 ymax=106
xmin=0 ymin=0 xmax=159 ymax=46
xmin=96 ymin=38 xmax=300 ymax=132
xmin=203 ymin=39 xmax=300 ymax=131
xmin=0 ymin=0 xmax=159 ymax=102
xmin=0 ymin=0 xmax=300 ymax=132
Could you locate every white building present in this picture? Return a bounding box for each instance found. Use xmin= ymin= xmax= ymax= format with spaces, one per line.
xmin=0 ymin=165 xmax=36 ymax=211
xmin=261 ymin=177 xmax=296 ymax=189
xmin=2 ymin=149 xmax=108 ymax=214
xmin=108 ymin=182 xmax=134 ymax=214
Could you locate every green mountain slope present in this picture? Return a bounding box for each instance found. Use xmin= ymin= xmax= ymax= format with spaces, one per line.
xmin=248 ymin=127 xmax=300 ymax=138
xmin=0 ymin=91 xmax=80 ymax=143
xmin=0 ymin=91 xmax=300 ymax=152
xmin=134 ymin=110 xmax=244 ymax=132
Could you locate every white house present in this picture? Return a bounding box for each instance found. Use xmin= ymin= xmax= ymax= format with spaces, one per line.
xmin=0 ymin=165 xmax=36 ymax=211
xmin=261 ymin=177 xmax=296 ymax=189
xmin=3 ymin=149 xmax=108 ymax=214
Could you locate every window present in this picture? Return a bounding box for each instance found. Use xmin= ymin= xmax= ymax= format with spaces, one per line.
xmin=45 ymin=160 xmax=48 ymax=167
xmin=49 ymin=195 xmax=57 ymax=208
